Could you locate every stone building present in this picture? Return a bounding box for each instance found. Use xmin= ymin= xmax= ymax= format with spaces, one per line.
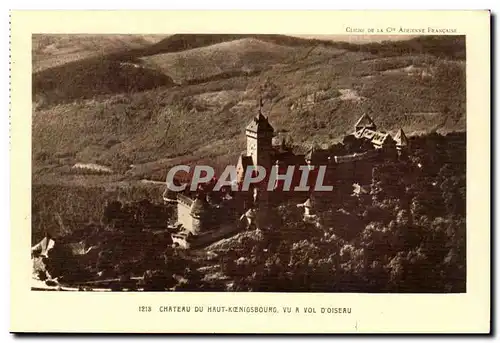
xmin=166 ymin=105 xmax=410 ymax=248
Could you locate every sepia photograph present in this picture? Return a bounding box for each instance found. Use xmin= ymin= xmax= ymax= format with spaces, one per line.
xmin=8 ymin=9 xmax=492 ymax=334
xmin=30 ymin=33 xmax=467 ymax=293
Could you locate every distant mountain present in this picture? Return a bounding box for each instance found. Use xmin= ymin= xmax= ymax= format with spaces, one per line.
xmin=33 ymin=34 xmax=465 ymax=105
xmin=135 ymin=34 xmax=465 ymax=60
xmin=131 ymin=34 xmax=326 ymax=57
xmin=32 ymin=34 xmax=344 ymax=105
xmin=33 ymin=56 xmax=176 ymax=105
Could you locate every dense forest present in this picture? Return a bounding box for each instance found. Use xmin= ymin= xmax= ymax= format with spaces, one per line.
xmin=32 ymin=131 xmax=466 ymax=292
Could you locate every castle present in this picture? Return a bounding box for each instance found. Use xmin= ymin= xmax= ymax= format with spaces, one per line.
xmin=164 ymin=104 xmax=409 ymax=249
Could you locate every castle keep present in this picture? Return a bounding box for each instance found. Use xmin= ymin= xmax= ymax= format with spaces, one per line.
xmin=164 ymin=105 xmax=409 ymax=249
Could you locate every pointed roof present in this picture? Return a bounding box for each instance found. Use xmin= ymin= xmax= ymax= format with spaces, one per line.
xmin=394 ymin=128 xmax=409 ymax=147
xmin=354 ymin=113 xmax=377 ymax=131
xmin=354 ymin=127 xmax=366 ymax=139
xmin=246 ymin=101 xmax=275 ymax=133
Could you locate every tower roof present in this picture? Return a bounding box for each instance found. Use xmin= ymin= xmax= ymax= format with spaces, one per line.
xmin=394 ymin=128 xmax=409 ymax=147
xmin=246 ymin=106 xmax=274 ymax=133
xmin=354 ymin=113 xmax=377 ymax=131
xmin=354 ymin=127 xmax=366 ymax=139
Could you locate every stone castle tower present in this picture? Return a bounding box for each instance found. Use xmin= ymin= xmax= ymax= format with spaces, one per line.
xmin=245 ymin=99 xmax=275 ymax=171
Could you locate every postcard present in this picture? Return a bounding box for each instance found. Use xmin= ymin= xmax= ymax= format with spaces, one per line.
xmin=10 ymin=10 xmax=490 ymax=333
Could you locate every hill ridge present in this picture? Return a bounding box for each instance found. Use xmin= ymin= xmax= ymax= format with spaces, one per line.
xmin=32 ymin=34 xmax=466 ymax=183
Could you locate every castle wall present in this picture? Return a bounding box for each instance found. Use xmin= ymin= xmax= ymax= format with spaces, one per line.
xmin=191 ymin=217 xmax=202 ymax=235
